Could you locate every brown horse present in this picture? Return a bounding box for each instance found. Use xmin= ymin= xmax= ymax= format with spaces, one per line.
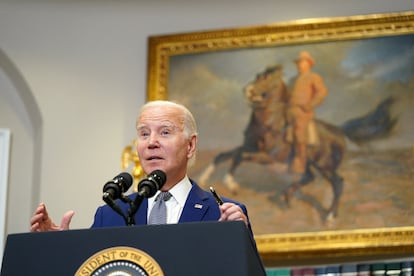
xmin=199 ymin=65 xmax=396 ymax=222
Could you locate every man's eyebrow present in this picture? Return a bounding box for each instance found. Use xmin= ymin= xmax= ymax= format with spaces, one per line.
xmin=136 ymin=124 xmax=146 ymax=130
xmin=161 ymin=122 xmax=176 ymax=128
xmin=136 ymin=122 xmax=176 ymax=130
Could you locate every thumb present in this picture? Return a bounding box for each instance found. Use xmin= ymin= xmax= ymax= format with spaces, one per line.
xmin=60 ymin=210 xmax=75 ymax=230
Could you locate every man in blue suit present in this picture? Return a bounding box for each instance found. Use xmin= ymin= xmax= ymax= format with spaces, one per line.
xmin=31 ymin=100 xmax=254 ymax=237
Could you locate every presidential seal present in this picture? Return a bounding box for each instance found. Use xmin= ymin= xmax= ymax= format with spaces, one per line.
xmin=75 ymin=246 xmax=164 ymax=276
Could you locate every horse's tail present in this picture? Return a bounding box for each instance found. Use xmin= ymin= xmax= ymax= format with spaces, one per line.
xmin=340 ymin=96 xmax=398 ymax=146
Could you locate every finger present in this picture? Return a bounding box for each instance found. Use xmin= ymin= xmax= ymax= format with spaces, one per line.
xmin=30 ymin=213 xmax=43 ymax=226
xmin=41 ymin=203 xmax=50 ymax=218
xmin=60 ymin=210 xmax=75 ymax=230
xmin=33 ymin=203 xmax=45 ymax=216
xmin=219 ymin=211 xmax=247 ymax=224
xmin=218 ymin=202 xmax=236 ymax=216
xmin=33 ymin=203 xmax=50 ymax=222
xmin=219 ymin=204 xmax=247 ymax=225
xmin=221 ymin=204 xmax=242 ymax=216
xmin=30 ymin=222 xmax=39 ymax=232
xmin=226 ymin=211 xmax=245 ymax=221
xmin=219 ymin=207 xmax=238 ymax=221
xmin=229 ymin=213 xmax=247 ymax=226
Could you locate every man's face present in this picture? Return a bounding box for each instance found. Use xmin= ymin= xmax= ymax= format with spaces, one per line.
xmin=136 ymin=105 xmax=196 ymax=187
xmin=296 ymin=59 xmax=311 ymax=73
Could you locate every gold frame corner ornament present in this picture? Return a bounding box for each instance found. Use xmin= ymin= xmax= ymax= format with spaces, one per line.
xmin=121 ymin=139 xmax=145 ymax=191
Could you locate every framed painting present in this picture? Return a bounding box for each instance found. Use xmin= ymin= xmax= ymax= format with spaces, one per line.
xmin=145 ymin=11 xmax=414 ymax=266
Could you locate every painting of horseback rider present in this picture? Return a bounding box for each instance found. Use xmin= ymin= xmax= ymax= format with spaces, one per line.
xmin=286 ymin=51 xmax=328 ymax=176
xmin=198 ymin=50 xmax=398 ymax=222
xmin=163 ymin=33 xmax=414 ymax=235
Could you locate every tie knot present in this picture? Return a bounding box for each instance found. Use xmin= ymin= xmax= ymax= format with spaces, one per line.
xmin=157 ymin=191 xmax=172 ymax=202
xmin=148 ymin=191 xmax=171 ymax=225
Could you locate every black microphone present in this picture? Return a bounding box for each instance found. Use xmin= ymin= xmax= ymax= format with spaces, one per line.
xmin=137 ymin=170 xmax=167 ymax=198
xmin=127 ymin=170 xmax=167 ymax=225
xmin=103 ymin=172 xmax=133 ymax=199
xmin=102 ymin=172 xmax=133 ymax=226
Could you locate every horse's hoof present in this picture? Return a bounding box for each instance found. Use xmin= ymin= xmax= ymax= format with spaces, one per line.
xmin=320 ymin=209 xmax=336 ymax=222
xmin=269 ymin=194 xmax=288 ymax=209
xmin=322 ymin=212 xmax=337 ymax=228
xmin=198 ymin=164 xmax=215 ymax=187
xmin=280 ymin=191 xmax=291 ymax=208
xmin=224 ymin=174 xmax=240 ymax=195
xmin=326 ymin=212 xmax=335 ymax=221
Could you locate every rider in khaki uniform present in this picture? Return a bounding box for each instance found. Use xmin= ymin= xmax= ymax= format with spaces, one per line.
xmin=286 ymin=51 xmax=328 ymax=174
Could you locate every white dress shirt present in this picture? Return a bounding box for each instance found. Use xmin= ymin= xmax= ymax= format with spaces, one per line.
xmin=147 ymin=175 xmax=192 ymax=224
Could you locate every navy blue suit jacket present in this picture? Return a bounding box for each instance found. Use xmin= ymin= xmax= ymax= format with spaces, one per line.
xmin=91 ymin=180 xmax=254 ymax=237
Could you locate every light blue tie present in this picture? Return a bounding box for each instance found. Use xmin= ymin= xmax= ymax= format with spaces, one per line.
xmin=148 ymin=192 xmax=172 ymax=225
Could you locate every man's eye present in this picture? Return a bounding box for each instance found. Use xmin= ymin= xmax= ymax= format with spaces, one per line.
xmin=138 ymin=132 xmax=149 ymax=138
xmin=161 ymin=129 xmax=171 ymax=135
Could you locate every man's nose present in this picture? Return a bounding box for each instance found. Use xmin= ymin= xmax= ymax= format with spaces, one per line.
xmin=148 ymin=133 xmax=159 ymax=147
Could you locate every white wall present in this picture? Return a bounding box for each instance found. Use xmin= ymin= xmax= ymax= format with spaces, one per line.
xmin=0 ymin=129 xmax=11 ymax=266
xmin=0 ymin=0 xmax=413 ymax=238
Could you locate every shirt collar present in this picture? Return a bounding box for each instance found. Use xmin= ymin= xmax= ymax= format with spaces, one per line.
xmin=148 ymin=175 xmax=192 ymax=207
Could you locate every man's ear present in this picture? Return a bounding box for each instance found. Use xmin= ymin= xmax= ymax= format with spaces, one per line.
xmin=187 ymin=134 xmax=197 ymax=158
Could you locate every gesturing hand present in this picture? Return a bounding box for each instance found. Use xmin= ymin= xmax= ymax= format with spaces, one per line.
xmin=30 ymin=203 xmax=74 ymax=232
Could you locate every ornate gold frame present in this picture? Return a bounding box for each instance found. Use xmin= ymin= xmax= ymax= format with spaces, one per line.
xmin=146 ymin=11 xmax=414 ymax=266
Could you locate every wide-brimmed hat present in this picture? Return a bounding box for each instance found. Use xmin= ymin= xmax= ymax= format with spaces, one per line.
xmin=295 ymin=51 xmax=315 ymax=66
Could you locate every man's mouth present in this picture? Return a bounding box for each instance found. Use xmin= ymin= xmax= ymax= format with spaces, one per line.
xmin=147 ymin=156 xmax=162 ymax=160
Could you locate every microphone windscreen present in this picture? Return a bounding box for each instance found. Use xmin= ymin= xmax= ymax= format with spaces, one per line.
xmin=116 ymin=172 xmax=133 ymax=191
xmin=137 ymin=170 xmax=167 ymax=198
xmin=149 ymin=170 xmax=167 ymax=187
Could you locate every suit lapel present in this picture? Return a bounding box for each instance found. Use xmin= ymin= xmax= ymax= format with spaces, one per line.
xmin=134 ymin=199 xmax=148 ymax=225
xmin=179 ymin=184 xmax=210 ymax=223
